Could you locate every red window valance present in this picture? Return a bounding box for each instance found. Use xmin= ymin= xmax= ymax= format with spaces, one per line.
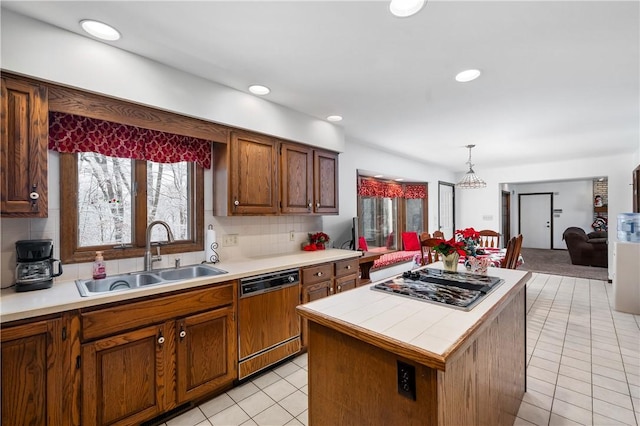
xmin=404 ymin=184 xmax=427 ymax=199
xmin=358 ymin=179 xmax=426 ymax=199
xmin=358 ymin=178 xmax=404 ymax=198
xmin=48 ymin=112 xmax=212 ymax=168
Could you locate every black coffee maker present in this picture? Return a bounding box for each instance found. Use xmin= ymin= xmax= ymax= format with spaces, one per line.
xmin=15 ymin=239 xmax=63 ymax=292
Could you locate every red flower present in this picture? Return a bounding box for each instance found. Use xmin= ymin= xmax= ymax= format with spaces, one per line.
xmin=432 ymin=238 xmax=467 ymax=257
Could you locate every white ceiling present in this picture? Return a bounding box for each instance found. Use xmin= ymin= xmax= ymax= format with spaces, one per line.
xmin=2 ymin=1 xmax=639 ymax=172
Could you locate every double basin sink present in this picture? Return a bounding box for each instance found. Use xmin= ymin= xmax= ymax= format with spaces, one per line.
xmin=76 ymin=264 xmax=228 ymax=297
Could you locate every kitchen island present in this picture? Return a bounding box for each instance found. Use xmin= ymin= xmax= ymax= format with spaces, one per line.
xmin=296 ymin=265 xmax=531 ymax=426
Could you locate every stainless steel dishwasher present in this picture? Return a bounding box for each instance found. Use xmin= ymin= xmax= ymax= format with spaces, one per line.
xmin=237 ymin=268 xmax=301 ymax=379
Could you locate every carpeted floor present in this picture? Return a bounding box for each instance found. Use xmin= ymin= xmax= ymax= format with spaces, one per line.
xmin=518 ymin=248 xmax=610 ymax=281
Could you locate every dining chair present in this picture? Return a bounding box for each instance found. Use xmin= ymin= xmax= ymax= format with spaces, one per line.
xmin=420 ymin=237 xmax=444 ymax=266
xmin=502 ymin=236 xmax=516 ymax=268
xmin=433 ymin=230 xmax=445 ymax=239
xmin=502 ymin=234 xmax=523 ymax=269
xmin=478 ymin=229 xmax=501 ymax=248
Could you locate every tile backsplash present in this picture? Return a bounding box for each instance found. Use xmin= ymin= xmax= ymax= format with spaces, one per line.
xmin=0 ymin=212 xmax=323 ymax=288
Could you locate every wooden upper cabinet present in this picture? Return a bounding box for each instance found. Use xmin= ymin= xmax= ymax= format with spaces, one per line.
xmin=281 ymin=143 xmax=314 ymax=214
xmin=1 ymin=76 xmax=49 ymax=217
xmin=228 ymin=131 xmax=278 ymax=215
xmin=281 ymin=145 xmax=339 ymax=215
xmin=313 ymin=150 xmax=339 ymax=214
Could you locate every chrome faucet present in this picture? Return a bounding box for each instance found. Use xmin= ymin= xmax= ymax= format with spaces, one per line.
xmin=144 ymin=220 xmax=175 ymax=271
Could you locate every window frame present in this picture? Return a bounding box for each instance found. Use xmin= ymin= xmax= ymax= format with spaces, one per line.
xmin=60 ymin=153 xmax=204 ymax=264
xmin=356 ymin=175 xmax=428 ymax=252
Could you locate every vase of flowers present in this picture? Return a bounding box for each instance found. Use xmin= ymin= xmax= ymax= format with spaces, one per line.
xmin=308 ymin=232 xmax=330 ymax=250
xmin=432 ymin=238 xmax=466 ymax=272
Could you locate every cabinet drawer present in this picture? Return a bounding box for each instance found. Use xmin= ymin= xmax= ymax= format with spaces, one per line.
xmin=81 ymin=282 xmax=235 ymax=341
xmin=334 ymin=258 xmax=359 ymax=278
xmin=302 ymin=263 xmax=333 ymax=285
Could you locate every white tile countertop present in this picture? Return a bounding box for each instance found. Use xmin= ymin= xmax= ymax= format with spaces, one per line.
xmin=0 ymin=249 xmax=361 ymax=324
xmin=297 ymin=263 xmax=531 ymax=370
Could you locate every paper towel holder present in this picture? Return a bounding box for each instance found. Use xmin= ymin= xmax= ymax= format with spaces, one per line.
xmin=203 ymin=224 xmax=220 ymax=264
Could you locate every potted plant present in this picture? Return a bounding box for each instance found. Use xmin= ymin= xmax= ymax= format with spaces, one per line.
xmin=308 ymin=232 xmax=330 ymax=250
xmin=432 ymin=238 xmax=466 ymax=272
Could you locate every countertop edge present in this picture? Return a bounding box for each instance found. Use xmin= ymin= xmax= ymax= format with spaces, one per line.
xmin=297 ymin=269 xmax=532 ymax=371
xmin=1 ymin=249 xmax=361 ymax=324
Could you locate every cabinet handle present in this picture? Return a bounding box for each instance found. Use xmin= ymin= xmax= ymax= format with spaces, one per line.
xmin=234 ymin=199 xmax=240 ymax=206
xmin=315 ymin=272 xmax=323 ymax=277
xmin=337 ymin=285 xmax=342 ymax=291
xmin=316 ymin=202 xmax=320 ymax=208
xmin=346 ymin=265 xmax=352 ymax=270
xmin=308 ymin=200 xmax=312 ymax=210
xmin=329 ymin=287 xmax=334 ymax=294
xmin=30 ymin=183 xmax=39 ymax=207
xmin=157 ymin=331 xmax=165 ymax=345
xmin=179 ymin=330 xmax=187 ymax=339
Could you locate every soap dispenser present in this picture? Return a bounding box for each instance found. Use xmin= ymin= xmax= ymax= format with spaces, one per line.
xmin=92 ymin=251 xmax=106 ymax=279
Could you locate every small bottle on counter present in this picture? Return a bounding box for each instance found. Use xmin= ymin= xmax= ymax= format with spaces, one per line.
xmin=92 ymin=251 xmax=107 ymax=279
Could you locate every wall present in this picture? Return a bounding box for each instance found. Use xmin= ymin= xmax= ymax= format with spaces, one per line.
xmin=509 ymin=180 xmax=594 ymax=249
xmin=322 ymin=140 xmax=456 ymax=249
xmin=0 ymin=9 xmax=344 ymax=152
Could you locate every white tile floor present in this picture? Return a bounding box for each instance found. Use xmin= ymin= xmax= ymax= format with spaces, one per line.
xmin=161 ymin=272 xmax=639 ymax=426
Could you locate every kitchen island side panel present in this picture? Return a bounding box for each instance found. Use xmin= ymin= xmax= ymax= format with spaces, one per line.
xmin=305 ymin=286 xmax=526 ymax=426
xmin=307 ymin=321 xmax=438 ymax=426
xmin=437 ymin=286 xmax=525 ymax=426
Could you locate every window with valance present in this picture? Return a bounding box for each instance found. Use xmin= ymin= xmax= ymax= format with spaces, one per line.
xmin=52 ymin=111 xmax=208 ymax=263
xmin=357 ymin=176 xmax=428 ymax=251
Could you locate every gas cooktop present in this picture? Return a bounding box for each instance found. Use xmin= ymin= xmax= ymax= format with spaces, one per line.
xmin=371 ymin=268 xmax=504 ymax=311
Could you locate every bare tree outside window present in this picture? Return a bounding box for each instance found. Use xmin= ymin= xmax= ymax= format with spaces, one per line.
xmin=77 ymin=154 xmax=132 ymax=246
xmin=147 ymin=161 xmax=190 ymax=241
xmin=77 ymin=154 xmax=191 ymax=247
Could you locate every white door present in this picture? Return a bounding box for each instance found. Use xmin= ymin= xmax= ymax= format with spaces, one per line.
xmin=439 ymin=182 xmax=455 ymax=239
xmin=519 ymin=193 xmax=552 ymax=249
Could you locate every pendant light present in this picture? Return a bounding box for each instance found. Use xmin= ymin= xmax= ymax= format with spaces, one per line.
xmin=456 ymin=145 xmax=487 ymax=189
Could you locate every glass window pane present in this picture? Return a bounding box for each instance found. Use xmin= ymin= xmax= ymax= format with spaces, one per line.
xmin=360 ymin=196 xmax=398 ymax=250
xmin=77 ymin=153 xmax=133 ymax=247
xmin=406 ymin=198 xmax=424 ymax=233
xmin=147 ymin=162 xmax=191 ymax=241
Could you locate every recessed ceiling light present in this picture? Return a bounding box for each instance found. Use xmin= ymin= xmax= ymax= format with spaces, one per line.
xmin=389 ymin=0 xmax=426 ymax=17
xmin=327 ymin=115 xmax=343 ymax=122
xmin=455 ymin=69 xmax=482 ymax=83
xmin=248 ymin=85 xmax=270 ymax=95
xmin=80 ymin=19 xmax=121 ymax=41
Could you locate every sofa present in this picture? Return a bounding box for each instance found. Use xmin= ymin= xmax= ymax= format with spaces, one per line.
xmin=562 ymin=227 xmax=608 ymax=268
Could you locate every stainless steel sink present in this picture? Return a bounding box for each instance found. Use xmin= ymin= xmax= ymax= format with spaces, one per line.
xmin=76 ymin=273 xmax=164 ymax=297
xmin=157 ymin=265 xmax=227 ymax=281
xmin=75 ymin=264 xmax=228 ymax=297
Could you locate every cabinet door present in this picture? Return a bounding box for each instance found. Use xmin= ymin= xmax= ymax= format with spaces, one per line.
xmin=313 ymin=150 xmax=338 ymax=214
xmin=281 ymin=143 xmax=313 ymax=214
xmin=1 ymin=76 xmax=48 ymax=217
xmin=229 ymin=131 xmax=278 ymax=215
xmin=301 ymin=280 xmax=333 ymax=348
xmin=82 ymin=322 xmax=171 ymax=425
xmin=1 ymin=318 xmax=64 ymax=425
xmin=176 ymin=306 xmax=237 ymax=403
xmin=335 ymin=274 xmax=358 ymax=293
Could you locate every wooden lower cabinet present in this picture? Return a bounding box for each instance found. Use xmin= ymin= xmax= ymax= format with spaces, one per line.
xmin=334 ymin=274 xmax=357 ymax=293
xmin=80 ymin=282 xmax=237 ymax=425
xmin=82 ymin=322 xmax=170 ymax=425
xmin=176 ymin=306 xmax=236 ymax=403
xmin=2 ymin=318 xmax=65 ymax=425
